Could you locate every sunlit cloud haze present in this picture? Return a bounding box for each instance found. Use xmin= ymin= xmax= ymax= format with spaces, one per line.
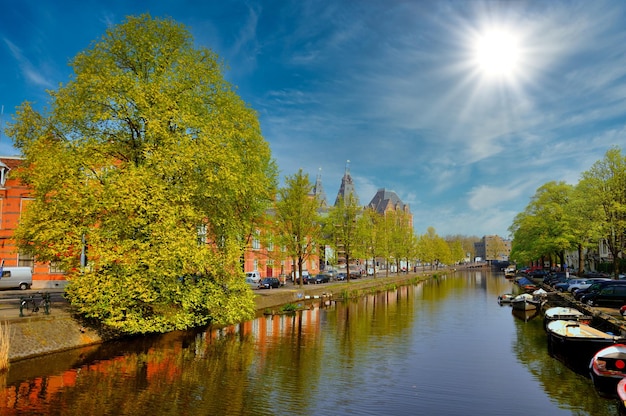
xmin=1 ymin=0 xmax=625 ymax=238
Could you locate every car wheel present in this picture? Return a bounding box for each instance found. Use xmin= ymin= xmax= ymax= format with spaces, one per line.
xmin=19 ymin=283 xmax=29 ymax=290
xmin=586 ymin=299 xmax=594 ymax=306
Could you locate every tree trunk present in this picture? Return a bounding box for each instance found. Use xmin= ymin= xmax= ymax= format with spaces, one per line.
xmin=577 ymin=243 xmax=584 ymax=275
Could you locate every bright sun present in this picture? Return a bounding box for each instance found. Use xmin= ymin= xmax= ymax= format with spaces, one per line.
xmin=472 ymin=28 xmax=522 ymax=80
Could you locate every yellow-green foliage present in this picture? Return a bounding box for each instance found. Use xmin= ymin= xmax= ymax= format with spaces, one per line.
xmin=7 ymin=15 xmax=276 ymax=334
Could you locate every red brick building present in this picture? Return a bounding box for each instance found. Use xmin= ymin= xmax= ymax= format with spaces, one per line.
xmin=0 ymin=156 xmax=319 ymax=287
xmin=0 ymin=156 xmax=66 ymax=288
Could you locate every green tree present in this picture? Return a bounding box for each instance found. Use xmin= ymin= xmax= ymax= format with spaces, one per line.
xmin=6 ymin=15 xmax=277 ymax=333
xmin=579 ymin=147 xmax=626 ymax=277
xmin=355 ymin=207 xmax=380 ymax=277
xmin=509 ymin=181 xmax=576 ymax=270
xmin=324 ymin=194 xmax=361 ymax=281
xmin=418 ymin=227 xmax=449 ymax=270
xmin=387 ymin=210 xmax=415 ymax=272
xmin=274 ymin=170 xmax=321 ymax=286
xmin=446 ymin=238 xmax=465 ymax=264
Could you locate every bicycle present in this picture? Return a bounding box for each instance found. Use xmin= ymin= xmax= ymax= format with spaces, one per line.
xmin=19 ymin=292 xmax=51 ymax=317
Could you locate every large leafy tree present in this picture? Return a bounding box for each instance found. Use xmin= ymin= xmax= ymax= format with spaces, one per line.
xmin=579 ymin=147 xmax=626 ymax=277
xmin=417 ymin=227 xmax=450 ymax=270
xmin=569 ymin=181 xmax=604 ymax=274
xmin=274 ymin=170 xmax=321 ymax=286
xmin=509 ymin=181 xmax=576 ymax=269
xmin=6 ymin=15 xmax=277 ymax=333
xmin=355 ymin=207 xmax=383 ymax=277
xmin=324 ymin=194 xmax=361 ymax=281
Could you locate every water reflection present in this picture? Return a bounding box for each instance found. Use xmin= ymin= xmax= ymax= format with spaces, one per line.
xmin=1 ymin=271 xmax=621 ymax=415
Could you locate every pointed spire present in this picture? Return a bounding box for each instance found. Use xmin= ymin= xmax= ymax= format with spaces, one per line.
xmin=312 ymin=167 xmax=327 ymax=207
xmin=335 ymin=160 xmax=358 ymax=206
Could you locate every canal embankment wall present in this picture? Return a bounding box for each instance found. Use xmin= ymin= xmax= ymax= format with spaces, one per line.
xmin=6 ymin=273 xmax=434 ymax=362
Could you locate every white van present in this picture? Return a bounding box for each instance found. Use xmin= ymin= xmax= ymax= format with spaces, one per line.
xmin=0 ymin=267 xmax=33 ymax=290
xmin=245 ymin=271 xmax=261 ymax=283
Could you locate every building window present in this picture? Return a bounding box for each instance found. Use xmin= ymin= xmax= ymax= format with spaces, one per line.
xmin=18 ymin=252 xmax=35 ymax=269
xmin=0 ymin=161 xmax=9 ymax=188
xmin=49 ymin=261 xmax=64 ymax=274
xmin=197 ymin=224 xmax=207 ymax=245
xmin=252 ymin=230 xmax=261 ymax=250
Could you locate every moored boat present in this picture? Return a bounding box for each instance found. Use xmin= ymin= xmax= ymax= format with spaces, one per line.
xmin=543 ymin=306 xmax=591 ymax=330
xmin=514 ymin=276 xmax=538 ymax=292
xmin=497 ymin=293 xmax=515 ymax=304
xmin=589 ymin=343 xmax=626 ymax=396
xmin=512 ymin=307 xmax=539 ymax=322
xmin=511 ymin=293 xmax=539 ymax=311
xmin=546 ymin=320 xmax=624 ymax=374
xmin=504 ymin=265 xmax=516 ymax=278
xmin=510 ymin=292 xmax=545 ymax=311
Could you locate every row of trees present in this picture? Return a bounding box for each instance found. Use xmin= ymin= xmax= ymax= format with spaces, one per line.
xmin=5 ymin=14 xmax=480 ymax=335
xmin=272 ymin=170 xmax=476 ymax=285
xmin=509 ymin=147 xmax=626 ymax=277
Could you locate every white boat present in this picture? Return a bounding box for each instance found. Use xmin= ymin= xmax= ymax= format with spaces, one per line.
xmin=497 ymin=293 xmax=515 ymax=304
xmin=589 ymin=343 xmax=626 ymax=396
xmin=510 ymin=293 xmax=542 ymax=311
xmin=543 ymin=306 xmax=590 ymax=330
xmin=546 ymin=320 xmax=624 ymax=373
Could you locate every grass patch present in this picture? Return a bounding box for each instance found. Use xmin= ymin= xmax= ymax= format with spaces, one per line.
xmin=279 ymin=303 xmax=299 ymax=313
xmin=0 ymin=322 xmax=11 ymax=372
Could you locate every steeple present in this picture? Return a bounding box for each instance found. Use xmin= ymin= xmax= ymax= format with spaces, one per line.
xmin=311 ymin=168 xmax=327 ymax=207
xmin=334 ymin=160 xmax=359 ymax=206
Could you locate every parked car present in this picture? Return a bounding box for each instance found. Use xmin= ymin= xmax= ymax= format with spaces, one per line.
xmin=336 ymin=273 xmax=347 ymax=281
xmin=583 ymin=271 xmax=611 ymax=279
xmin=580 ymin=282 xmax=626 ymax=307
xmin=294 ymin=275 xmax=310 ymax=285
xmin=554 ymin=278 xmax=585 ymax=292
xmin=0 ymin=267 xmax=32 ymax=290
xmin=574 ymin=280 xmax=626 ymax=301
xmin=245 ymin=277 xmax=258 ymax=290
xmin=311 ymin=274 xmax=331 ymax=284
xmin=245 ymin=271 xmax=262 ymax=283
xmin=567 ymin=278 xmax=611 ymax=293
xmin=258 ymin=277 xmax=281 ymax=289
xmin=529 ymin=269 xmax=550 ymax=279
xmin=544 ymin=272 xmax=574 ymax=287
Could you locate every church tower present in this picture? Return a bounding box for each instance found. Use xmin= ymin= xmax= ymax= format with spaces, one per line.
xmin=334 ymin=160 xmax=359 ymax=206
xmin=311 ymin=168 xmax=328 ymax=207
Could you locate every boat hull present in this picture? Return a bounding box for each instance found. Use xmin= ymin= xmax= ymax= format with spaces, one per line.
xmin=546 ymin=320 xmax=621 ymax=374
xmin=589 ymin=344 xmax=626 ymax=397
xmin=510 ymin=294 xmax=542 ymax=311
xmin=512 ymin=308 xmax=539 ymax=322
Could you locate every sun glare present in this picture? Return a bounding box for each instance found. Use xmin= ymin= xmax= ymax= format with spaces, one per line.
xmin=472 ymin=28 xmax=522 ymax=80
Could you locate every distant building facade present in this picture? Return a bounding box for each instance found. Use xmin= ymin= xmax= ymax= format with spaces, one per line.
xmin=367 ymin=188 xmax=413 ymax=227
xmin=474 ymin=235 xmax=511 ymax=262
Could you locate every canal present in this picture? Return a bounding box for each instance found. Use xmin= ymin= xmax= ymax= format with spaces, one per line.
xmin=1 ymin=270 xmax=620 ymax=415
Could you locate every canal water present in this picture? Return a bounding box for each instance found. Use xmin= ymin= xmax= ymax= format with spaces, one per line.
xmin=1 ymin=270 xmax=619 ymax=415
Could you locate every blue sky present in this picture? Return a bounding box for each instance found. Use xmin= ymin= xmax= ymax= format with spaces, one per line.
xmin=1 ymin=1 xmax=625 ymax=238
